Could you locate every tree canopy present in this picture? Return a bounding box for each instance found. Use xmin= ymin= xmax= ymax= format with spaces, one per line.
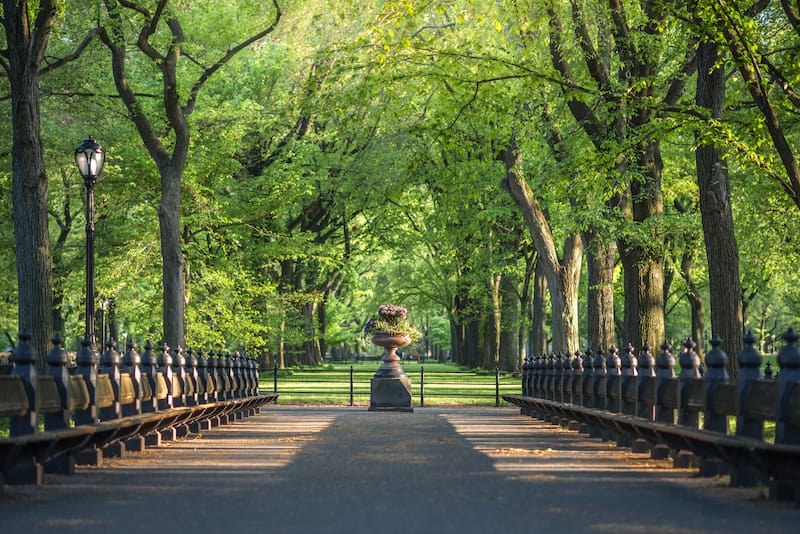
xmin=2 ymin=0 xmax=799 ymax=370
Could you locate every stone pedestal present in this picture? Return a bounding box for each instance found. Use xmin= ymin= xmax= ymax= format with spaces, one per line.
xmin=368 ymin=332 xmax=414 ymax=413
xmin=370 ymin=376 xmax=413 ymax=412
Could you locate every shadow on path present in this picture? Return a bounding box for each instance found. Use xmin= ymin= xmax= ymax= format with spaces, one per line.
xmin=0 ymin=407 xmax=796 ymax=533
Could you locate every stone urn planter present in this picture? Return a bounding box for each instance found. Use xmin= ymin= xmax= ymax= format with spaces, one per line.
xmin=371 ymin=332 xmax=411 ymax=378
xmin=369 ymin=332 xmax=413 ymax=412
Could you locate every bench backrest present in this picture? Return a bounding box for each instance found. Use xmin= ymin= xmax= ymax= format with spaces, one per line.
xmin=0 ymin=375 xmax=29 ymax=417
xmin=36 ymin=375 xmax=63 ymax=414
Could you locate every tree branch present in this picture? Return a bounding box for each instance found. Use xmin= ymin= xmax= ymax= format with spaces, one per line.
xmin=183 ymin=0 xmax=282 ymax=116
xmin=41 ymin=89 xmax=160 ymax=99
xmin=763 ymin=55 xmax=800 ymax=110
xmin=117 ymin=0 xmax=151 ymax=17
xmin=606 ymin=0 xmax=641 ymax=74
xmin=411 ymin=22 xmax=456 ymax=39
xmin=663 ymin=49 xmax=697 ymax=108
xmin=547 ymin=0 xmax=605 ymax=148
xmin=30 ymin=1 xmax=59 ymax=68
xmin=781 ymin=0 xmax=800 ymax=35
xmin=569 ymin=0 xmax=611 ymax=90
xmin=41 ymin=28 xmax=101 ymax=75
xmin=135 ymin=0 xmax=167 ymax=62
xmin=97 ymin=26 xmax=169 ymax=166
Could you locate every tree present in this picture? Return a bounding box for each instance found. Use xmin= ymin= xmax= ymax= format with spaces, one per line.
xmin=1 ymin=1 xmax=98 ymax=365
xmin=501 ymin=134 xmax=583 ymax=354
xmin=96 ymin=0 xmax=281 ymax=350
xmin=694 ymin=35 xmax=743 ymax=373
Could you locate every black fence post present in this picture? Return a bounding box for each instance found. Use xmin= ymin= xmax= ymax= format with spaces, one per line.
xmin=420 ymin=366 xmax=425 ymax=407
xmin=350 ymin=365 xmax=354 ymax=407
xmin=772 ymin=328 xmax=800 ymax=501
xmin=776 ymin=328 xmax=800 ymax=444
xmin=273 ymin=364 xmax=278 ymax=394
xmin=732 ymin=332 xmax=766 ymax=487
xmin=5 ymin=332 xmax=42 ymax=485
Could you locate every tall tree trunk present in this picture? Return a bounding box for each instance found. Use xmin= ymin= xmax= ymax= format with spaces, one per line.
xmin=51 ymin=170 xmax=75 ymax=341
xmin=501 ymin=142 xmax=582 ymax=353
xmin=681 ymin=253 xmax=705 ymax=358
xmin=318 ymin=296 xmax=328 ymax=362
xmin=619 ymin=140 xmax=666 ymax=349
xmin=278 ymin=319 xmax=286 ymax=369
xmin=517 ymin=246 xmax=537 ymax=361
xmin=4 ymin=0 xmax=59 ymax=370
xmin=157 ymin=164 xmax=186 ymax=351
xmin=463 ymin=318 xmax=480 ymax=368
xmin=485 ymin=275 xmax=501 ymax=369
xmin=583 ymin=230 xmax=617 ymax=350
xmin=530 ymin=259 xmax=549 ymax=355
xmin=449 ymin=317 xmax=463 ymax=365
xmin=695 ymin=40 xmax=744 ymax=375
xmin=499 ymin=272 xmax=520 ymax=371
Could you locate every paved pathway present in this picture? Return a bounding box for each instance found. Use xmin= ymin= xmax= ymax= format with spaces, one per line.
xmin=1 ymin=406 xmax=797 ymax=533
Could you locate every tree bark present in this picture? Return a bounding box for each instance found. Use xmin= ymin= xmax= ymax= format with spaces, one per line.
xmin=501 ymin=143 xmax=582 ymax=353
xmin=463 ymin=318 xmax=480 ymax=368
xmin=499 ymin=272 xmax=520 ymax=371
xmin=695 ymin=40 xmax=743 ymax=375
xmin=681 ymin=253 xmax=705 ymax=358
xmin=618 ymin=138 xmax=666 ymax=349
xmin=583 ymin=230 xmax=617 ymax=350
xmin=484 ymin=274 xmax=501 ymax=369
xmin=4 ymin=0 xmax=59 ymax=369
xmin=157 ymin=163 xmax=186 ymax=350
xmin=530 ymin=259 xmax=549 ymax=355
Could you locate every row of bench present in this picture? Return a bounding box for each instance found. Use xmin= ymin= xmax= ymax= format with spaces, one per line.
xmin=1 ymin=333 xmax=278 ymax=487
xmin=504 ymin=331 xmax=800 ymax=504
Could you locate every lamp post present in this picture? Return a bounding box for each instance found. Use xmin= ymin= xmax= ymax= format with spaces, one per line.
xmin=75 ymin=138 xmax=106 ymax=346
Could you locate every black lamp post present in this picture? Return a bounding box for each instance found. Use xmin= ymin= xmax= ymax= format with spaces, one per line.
xmin=75 ymin=138 xmax=106 ymax=346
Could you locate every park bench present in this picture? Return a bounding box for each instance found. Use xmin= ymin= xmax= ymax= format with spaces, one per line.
xmin=1 ymin=334 xmax=277 ymax=488
xmin=507 ymin=331 xmax=800 ymax=505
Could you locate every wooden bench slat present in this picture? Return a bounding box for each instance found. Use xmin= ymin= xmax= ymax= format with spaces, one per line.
xmin=36 ymin=375 xmax=63 ymax=413
xmin=659 ymin=379 xmax=680 ymax=410
xmin=67 ymin=375 xmax=90 ymax=411
xmin=119 ymin=374 xmax=135 ymax=405
xmin=155 ymin=374 xmax=168 ymax=400
xmin=709 ymin=383 xmax=737 ymax=416
xmin=96 ymin=374 xmax=115 ymax=409
xmin=171 ymin=377 xmax=183 ymax=398
xmin=744 ymin=380 xmax=778 ymax=421
xmin=682 ymin=379 xmax=705 ymax=410
xmin=141 ymin=376 xmax=153 ymax=401
xmin=0 ymin=375 xmax=29 ymax=416
xmin=639 ymin=377 xmax=657 ymax=407
xmin=185 ymin=378 xmax=195 ymax=397
xmin=787 ymin=383 xmax=800 ymax=427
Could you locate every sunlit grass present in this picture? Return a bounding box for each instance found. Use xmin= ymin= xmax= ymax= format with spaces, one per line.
xmin=259 ymin=362 xmax=519 ymax=406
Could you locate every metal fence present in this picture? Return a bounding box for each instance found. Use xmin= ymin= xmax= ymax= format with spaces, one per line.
xmin=264 ymin=365 xmax=520 ymax=406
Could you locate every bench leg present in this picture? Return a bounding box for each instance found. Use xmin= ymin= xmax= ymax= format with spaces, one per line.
xmin=73 ymin=446 xmax=103 ymax=467
xmin=4 ymin=458 xmax=44 ymax=485
xmin=43 ymin=453 xmax=76 ymax=475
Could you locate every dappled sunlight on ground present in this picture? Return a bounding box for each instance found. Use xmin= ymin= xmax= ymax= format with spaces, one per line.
xmin=441 ymin=409 xmax=694 ymax=475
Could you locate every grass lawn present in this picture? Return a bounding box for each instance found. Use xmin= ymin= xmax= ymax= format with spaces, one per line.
xmin=260 ymin=361 xmax=520 ymax=406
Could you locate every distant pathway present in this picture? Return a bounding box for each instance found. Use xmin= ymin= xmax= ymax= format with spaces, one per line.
xmin=1 ymin=406 xmax=797 ymax=533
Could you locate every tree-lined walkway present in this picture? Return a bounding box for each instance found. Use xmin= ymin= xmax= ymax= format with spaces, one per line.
xmin=1 ymin=406 xmax=797 ymax=533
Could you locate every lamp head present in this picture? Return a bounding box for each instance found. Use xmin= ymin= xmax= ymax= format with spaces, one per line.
xmin=75 ymin=138 xmax=105 ymax=181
